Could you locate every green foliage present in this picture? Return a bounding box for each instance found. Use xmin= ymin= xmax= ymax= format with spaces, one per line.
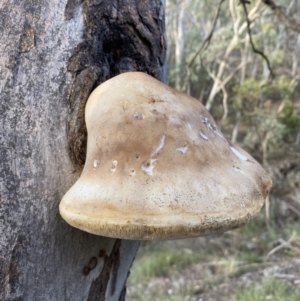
xmin=237 ymin=211 xmax=267 ymax=239
xmin=277 ymin=99 xmax=300 ymax=129
xmin=261 ymin=21 xmax=277 ymax=37
xmin=134 ymin=293 xmax=191 ymax=301
xmin=269 ymin=75 xmax=293 ymax=101
xmin=232 ymin=78 xmax=261 ymax=111
xmin=232 ymin=76 xmax=295 ymax=112
xmin=243 ymin=114 xmax=289 ymax=158
xmin=234 ymin=278 xmax=300 ymax=301
xmin=230 ymin=74 xmax=299 ymax=159
xmin=272 ymin=49 xmax=285 ymax=66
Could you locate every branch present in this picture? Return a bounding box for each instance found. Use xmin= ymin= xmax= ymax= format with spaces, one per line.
xmin=266 ymin=232 xmax=297 ymax=258
xmin=223 ymin=59 xmax=250 ymax=85
xmin=262 ymin=0 xmax=300 ymax=33
xmin=181 ymin=0 xmax=226 ymax=92
xmin=240 ymin=0 xmax=275 ymax=80
xmin=207 ymin=63 xmax=230 ymax=120
xmin=187 ymin=0 xmax=226 ymax=70
xmin=204 ymin=65 xmax=233 ymax=120
xmin=204 ymin=58 xmax=249 ymax=115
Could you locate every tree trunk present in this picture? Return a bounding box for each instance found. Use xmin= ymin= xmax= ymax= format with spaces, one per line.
xmin=0 ymin=1 xmax=166 ymax=300
xmin=174 ymin=0 xmax=185 ymax=90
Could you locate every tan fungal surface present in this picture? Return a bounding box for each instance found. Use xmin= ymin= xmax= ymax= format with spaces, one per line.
xmin=59 ymin=72 xmax=272 ymax=240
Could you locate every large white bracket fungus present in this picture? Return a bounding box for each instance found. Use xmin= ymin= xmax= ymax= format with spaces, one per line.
xmin=59 ymin=72 xmax=272 ymax=240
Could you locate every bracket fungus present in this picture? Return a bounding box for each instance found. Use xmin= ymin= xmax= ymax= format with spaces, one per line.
xmin=59 ymin=72 xmax=272 ymax=240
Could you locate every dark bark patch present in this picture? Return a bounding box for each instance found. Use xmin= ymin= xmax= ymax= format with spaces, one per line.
xmin=7 ymin=235 xmax=30 ymax=298
xmin=83 ymin=256 xmax=98 ymax=275
xmin=87 ymin=239 xmax=121 ymax=301
xmin=66 ymin=0 xmax=166 ymax=166
xmin=98 ymin=249 xmax=106 ymax=257
xmin=67 ymin=66 xmax=101 ymax=164
xmin=118 ymin=285 xmax=127 ymax=301
xmin=19 ymin=26 xmax=35 ymax=52
xmin=64 ymin=0 xmax=83 ymax=20
xmin=110 ymin=244 xmax=121 ymax=296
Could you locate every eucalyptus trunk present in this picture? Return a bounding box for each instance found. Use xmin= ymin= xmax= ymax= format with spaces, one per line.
xmin=0 ymin=1 xmax=166 ymax=300
xmin=174 ymin=0 xmax=185 ymax=90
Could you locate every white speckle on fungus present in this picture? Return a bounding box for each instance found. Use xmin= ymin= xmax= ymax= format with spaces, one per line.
xmin=233 ymin=166 xmax=244 ymax=174
xmin=214 ymin=128 xmax=226 ymax=141
xmin=141 ymin=159 xmax=157 ymax=175
xmin=93 ymin=160 xmax=99 ymax=169
xmin=176 ymin=146 xmax=188 ymax=154
xmin=110 ymin=160 xmax=118 ymax=172
xmin=134 ymin=112 xmax=144 ymax=120
xmin=185 ymin=122 xmax=192 ymax=130
xmin=152 ymin=135 xmax=165 ymax=157
xmin=199 ymin=131 xmax=208 ymax=141
xmin=230 ymin=146 xmax=248 ymax=161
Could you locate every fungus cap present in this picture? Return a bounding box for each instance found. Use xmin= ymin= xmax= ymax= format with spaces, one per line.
xmin=59 ymin=72 xmax=272 ymax=240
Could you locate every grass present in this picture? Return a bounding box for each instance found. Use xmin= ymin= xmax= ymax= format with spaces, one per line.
xmin=129 ymin=212 xmax=275 ymax=283
xmin=234 ymin=278 xmax=300 ymax=301
xmin=128 ymin=288 xmax=191 ymax=301
xmin=236 ymin=209 xmax=300 ymax=259
xmin=237 ymin=209 xmax=279 ymax=245
xmin=129 ymin=248 xmax=205 ymax=285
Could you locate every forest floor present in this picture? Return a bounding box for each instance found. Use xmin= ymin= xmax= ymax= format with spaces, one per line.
xmin=127 ymin=204 xmax=300 ymax=301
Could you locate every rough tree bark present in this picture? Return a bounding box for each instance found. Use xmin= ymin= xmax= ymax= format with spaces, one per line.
xmin=0 ymin=1 xmax=166 ymax=300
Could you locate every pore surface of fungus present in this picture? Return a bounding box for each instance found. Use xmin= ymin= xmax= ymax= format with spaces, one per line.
xmin=59 ymin=72 xmax=272 ymax=240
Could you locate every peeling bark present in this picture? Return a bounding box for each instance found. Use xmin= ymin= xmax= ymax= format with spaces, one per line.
xmin=0 ymin=0 xmax=166 ymax=300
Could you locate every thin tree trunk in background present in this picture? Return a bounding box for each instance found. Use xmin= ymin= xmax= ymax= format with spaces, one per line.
xmin=198 ymin=83 xmax=207 ymax=103
xmin=292 ymin=0 xmax=300 ymax=80
xmin=292 ymin=34 xmax=300 ymax=77
xmin=174 ymin=0 xmax=185 ymax=90
xmin=240 ymin=36 xmax=249 ymax=83
xmin=0 ymin=1 xmax=166 ymax=300
xmin=295 ymin=0 xmax=300 ymax=148
xmin=251 ymin=58 xmax=258 ymax=77
xmin=231 ymin=111 xmax=241 ymax=143
xmin=261 ymin=16 xmax=271 ymax=83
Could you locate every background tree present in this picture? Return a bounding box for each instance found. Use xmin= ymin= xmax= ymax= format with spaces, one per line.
xmin=166 ymin=0 xmax=300 ymax=162
xmin=0 ymin=1 xmax=166 ymax=300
